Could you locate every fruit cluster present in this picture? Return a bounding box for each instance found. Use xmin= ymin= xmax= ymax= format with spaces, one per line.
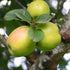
xmin=7 ymin=0 xmax=61 ymax=57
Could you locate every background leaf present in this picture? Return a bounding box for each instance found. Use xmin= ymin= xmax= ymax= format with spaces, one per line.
xmin=28 ymin=27 xmax=44 ymax=42
xmin=35 ymin=14 xmax=52 ymax=24
xmin=0 ymin=20 xmax=22 ymax=35
xmin=0 ymin=47 xmax=6 ymax=53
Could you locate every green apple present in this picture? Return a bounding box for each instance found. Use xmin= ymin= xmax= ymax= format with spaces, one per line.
xmin=7 ymin=26 xmax=36 ymax=57
xmin=38 ymin=33 xmax=61 ymax=51
xmin=27 ymin=0 xmax=50 ymax=18
xmin=37 ymin=22 xmax=59 ymax=33
xmin=34 ymin=0 xmax=41 ymax=1
xmin=37 ymin=22 xmax=61 ymax=51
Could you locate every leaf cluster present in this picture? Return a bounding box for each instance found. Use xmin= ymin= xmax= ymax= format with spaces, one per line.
xmin=4 ymin=9 xmax=52 ymax=42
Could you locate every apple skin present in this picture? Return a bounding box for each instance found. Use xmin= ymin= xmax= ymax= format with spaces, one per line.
xmin=37 ymin=22 xmax=61 ymax=51
xmin=38 ymin=33 xmax=61 ymax=51
xmin=7 ymin=26 xmax=36 ymax=57
xmin=37 ymin=22 xmax=59 ymax=33
xmin=27 ymin=0 xmax=50 ymax=18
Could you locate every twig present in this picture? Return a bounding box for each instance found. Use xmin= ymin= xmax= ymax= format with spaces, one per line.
xmin=55 ymin=0 xmax=66 ymax=18
xmin=0 ymin=34 xmax=7 ymax=48
xmin=60 ymin=0 xmax=66 ymax=11
xmin=15 ymin=0 xmax=26 ymax=9
xmin=55 ymin=0 xmax=61 ymax=18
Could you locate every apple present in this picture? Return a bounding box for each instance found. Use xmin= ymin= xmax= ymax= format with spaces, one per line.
xmin=7 ymin=26 xmax=36 ymax=57
xmin=34 ymin=0 xmax=41 ymax=1
xmin=38 ymin=33 xmax=61 ymax=51
xmin=27 ymin=0 xmax=50 ymax=18
xmin=37 ymin=22 xmax=61 ymax=51
xmin=37 ymin=22 xmax=59 ymax=33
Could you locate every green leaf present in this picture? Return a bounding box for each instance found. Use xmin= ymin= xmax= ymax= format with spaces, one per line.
xmin=59 ymin=58 xmax=68 ymax=65
xmin=35 ymin=14 xmax=52 ymax=24
xmin=28 ymin=27 xmax=35 ymax=40
xmin=15 ymin=9 xmax=32 ymax=23
xmin=28 ymin=27 xmax=44 ymax=42
xmin=4 ymin=9 xmax=19 ymax=20
xmin=33 ymin=29 xmax=44 ymax=42
xmin=4 ymin=9 xmax=32 ymax=23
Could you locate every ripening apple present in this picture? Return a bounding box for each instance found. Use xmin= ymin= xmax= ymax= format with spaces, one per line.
xmin=37 ymin=22 xmax=59 ymax=33
xmin=38 ymin=33 xmax=61 ymax=51
xmin=27 ymin=0 xmax=50 ymax=18
xmin=37 ymin=22 xmax=61 ymax=51
xmin=7 ymin=26 xmax=36 ymax=57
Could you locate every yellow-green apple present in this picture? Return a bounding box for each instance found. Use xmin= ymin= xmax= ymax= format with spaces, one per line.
xmin=34 ymin=0 xmax=44 ymax=1
xmin=37 ymin=22 xmax=59 ymax=33
xmin=7 ymin=26 xmax=36 ymax=57
xmin=27 ymin=0 xmax=50 ymax=18
xmin=37 ymin=22 xmax=61 ymax=51
xmin=38 ymin=33 xmax=61 ymax=51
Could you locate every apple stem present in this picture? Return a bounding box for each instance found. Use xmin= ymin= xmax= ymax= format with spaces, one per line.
xmin=31 ymin=21 xmax=36 ymax=30
xmin=32 ymin=21 xmax=34 ymax=24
